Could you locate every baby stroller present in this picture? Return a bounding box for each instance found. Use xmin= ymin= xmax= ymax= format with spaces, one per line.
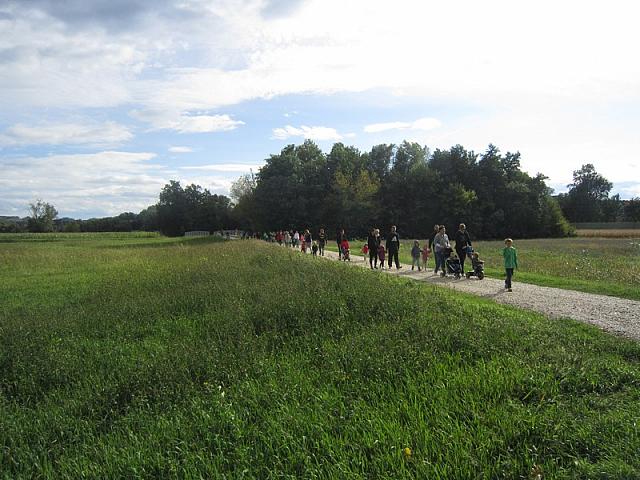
xmin=440 ymin=247 xmax=462 ymax=279
xmin=465 ymin=248 xmax=485 ymax=280
xmin=341 ymin=246 xmax=351 ymax=261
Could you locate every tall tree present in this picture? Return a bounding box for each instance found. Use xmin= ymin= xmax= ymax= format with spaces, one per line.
xmin=230 ymin=173 xmax=257 ymax=230
xmin=156 ymin=181 xmax=232 ymax=236
xmin=233 ymin=141 xmax=572 ymax=239
xmin=624 ymin=198 xmax=640 ymax=222
xmin=559 ymin=164 xmax=613 ymax=222
xmin=157 ymin=181 xmax=188 ymax=236
xmin=27 ymin=199 xmax=58 ymax=232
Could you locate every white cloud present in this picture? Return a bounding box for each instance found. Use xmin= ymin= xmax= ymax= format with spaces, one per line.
xmin=0 ymin=151 xmax=163 ymax=216
xmin=0 ymin=150 xmax=260 ymax=217
xmin=364 ymin=117 xmax=441 ymax=133
xmin=2 ymin=0 xmax=640 ymax=202
xmin=410 ymin=100 xmax=640 ymax=198
xmin=170 ymin=114 xmax=244 ymax=133
xmin=168 ymin=146 xmax=193 ymax=153
xmin=272 ymin=125 xmax=343 ymax=141
xmin=0 ymin=121 xmax=133 ymax=147
xmin=3 ymin=0 xmax=640 ymax=113
xmin=180 ymin=163 xmax=263 ymax=172
xmin=131 ymin=110 xmax=244 ymax=133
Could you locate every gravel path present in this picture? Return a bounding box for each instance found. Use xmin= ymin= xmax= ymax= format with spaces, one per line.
xmin=321 ymin=250 xmax=640 ymax=342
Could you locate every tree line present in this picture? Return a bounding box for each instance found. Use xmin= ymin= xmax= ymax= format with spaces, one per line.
xmin=232 ymin=141 xmax=572 ymax=239
xmin=5 ymin=141 xmax=638 ymax=237
xmin=556 ymin=164 xmax=640 ymax=223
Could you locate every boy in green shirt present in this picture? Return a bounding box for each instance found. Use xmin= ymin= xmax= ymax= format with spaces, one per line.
xmin=502 ymin=238 xmax=518 ymax=292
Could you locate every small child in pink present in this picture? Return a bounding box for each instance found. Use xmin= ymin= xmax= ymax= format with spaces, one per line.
xmin=421 ymin=242 xmax=430 ymax=270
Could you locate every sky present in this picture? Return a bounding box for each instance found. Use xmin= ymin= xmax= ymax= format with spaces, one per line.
xmin=1 ymin=0 xmax=639 ymax=219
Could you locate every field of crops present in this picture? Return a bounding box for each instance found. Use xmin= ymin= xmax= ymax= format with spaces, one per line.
xmin=1 ymin=234 xmax=639 ymax=477
xmin=332 ymin=236 xmax=640 ymax=300
xmin=576 ymin=229 xmax=640 ymax=238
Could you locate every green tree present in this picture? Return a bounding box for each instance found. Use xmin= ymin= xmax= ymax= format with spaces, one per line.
xmin=156 ymin=181 xmax=232 ymax=236
xmin=157 ymin=181 xmax=187 ymax=236
xmin=230 ymin=173 xmax=257 ymax=230
xmin=138 ymin=205 xmax=158 ymax=231
xmin=333 ymin=169 xmax=380 ymax=234
xmin=624 ymin=198 xmax=640 ymax=222
xmin=601 ymin=194 xmax=622 ymax=222
xmin=559 ymin=164 xmax=613 ymax=222
xmin=232 ymin=140 xmax=573 ymax=239
xmin=27 ymin=199 xmax=58 ymax=232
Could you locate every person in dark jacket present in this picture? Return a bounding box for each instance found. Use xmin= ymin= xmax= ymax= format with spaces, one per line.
xmin=428 ymin=224 xmax=439 ymax=252
xmin=336 ymin=228 xmax=346 ymax=260
xmin=454 ymin=223 xmax=472 ymax=272
xmin=386 ymin=225 xmax=401 ymax=269
xmin=367 ymin=228 xmax=381 ymax=268
xmin=318 ymin=228 xmax=326 ymax=256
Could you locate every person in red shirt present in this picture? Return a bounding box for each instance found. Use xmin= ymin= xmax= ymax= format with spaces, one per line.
xmin=361 ymin=243 xmax=369 ymax=262
xmin=340 ymin=238 xmax=350 ymax=261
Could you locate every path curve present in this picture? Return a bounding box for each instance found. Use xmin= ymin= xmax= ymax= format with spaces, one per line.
xmin=321 ymin=250 xmax=640 ymax=342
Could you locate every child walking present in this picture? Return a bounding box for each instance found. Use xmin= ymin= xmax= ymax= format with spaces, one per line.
xmin=411 ymin=240 xmax=422 ymax=271
xmin=502 ymin=238 xmax=518 ymax=292
xmin=361 ymin=243 xmax=369 ymax=262
xmin=421 ymin=241 xmax=430 ymax=270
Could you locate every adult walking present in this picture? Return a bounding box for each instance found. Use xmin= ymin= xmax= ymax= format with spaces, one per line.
xmin=386 ymin=225 xmax=401 ymax=269
xmin=454 ymin=223 xmax=472 ymax=272
xmin=433 ymin=225 xmax=450 ymax=274
xmin=318 ymin=228 xmax=326 ymax=256
xmin=367 ymin=228 xmax=381 ymax=269
xmin=304 ymin=229 xmax=312 ymax=253
xmin=336 ymin=228 xmax=346 ymax=260
xmin=428 ymin=224 xmax=439 ymax=253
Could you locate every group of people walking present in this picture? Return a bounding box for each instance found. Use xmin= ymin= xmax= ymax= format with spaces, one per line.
xmin=429 ymin=223 xmax=473 ymax=274
xmin=273 ymin=228 xmax=327 ymax=256
xmin=268 ymin=223 xmax=518 ymax=291
xmin=364 ymin=226 xmax=402 ymax=269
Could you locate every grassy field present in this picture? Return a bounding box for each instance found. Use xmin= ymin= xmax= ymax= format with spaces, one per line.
xmin=1 ymin=234 xmax=639 ymax=478
xmin=329 ymin=237 xmax=640 ymax=300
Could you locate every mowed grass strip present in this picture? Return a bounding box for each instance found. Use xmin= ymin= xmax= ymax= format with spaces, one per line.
xmin=328 ymin=237 xmax=640 ymax=300
xmin=1 ymin=236 xmax=639 ymax=478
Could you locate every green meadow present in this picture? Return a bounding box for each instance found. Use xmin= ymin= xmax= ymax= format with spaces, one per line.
xmin=332 ymin=237 xmax=640 ymax=300
xmin=1 ymin=235 xmax=639 ymax=478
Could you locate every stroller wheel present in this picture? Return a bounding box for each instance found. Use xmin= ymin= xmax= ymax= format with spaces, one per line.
xmin=440 ymin=271 xmax=445 ymax=277
xmin=465 ymin=272 xmax=471 ymax=279
xmin=455 ymin=273 xmax=461 ymax=279
xmin=478 ymin=272 xmax=485 ymax=280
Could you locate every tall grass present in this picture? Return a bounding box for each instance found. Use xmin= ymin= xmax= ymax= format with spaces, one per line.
xmin=1 ymin=236 xmax=639 ymax=478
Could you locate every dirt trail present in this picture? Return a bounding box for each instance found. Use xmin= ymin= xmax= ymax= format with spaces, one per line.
xmin=320 ymin=250 xmax=640 ymax=342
